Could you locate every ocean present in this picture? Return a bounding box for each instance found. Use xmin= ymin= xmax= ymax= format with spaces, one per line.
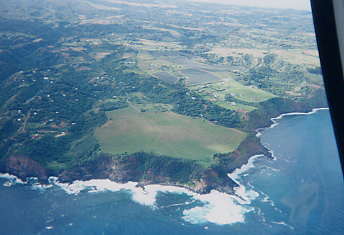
xmin=1 ymin=108 xmax=343 ymax=234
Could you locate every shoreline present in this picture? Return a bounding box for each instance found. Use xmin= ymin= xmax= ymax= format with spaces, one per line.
xmin=0 ymin=173 xmax=255 ymax=225
xmin=256 ymin=107 xmax=329 ymax=134
xmin=256 ymin=107 xmax=329 ymax=160
xmin=0 ymin=108 xmax=329 ymax=196
xmin=0 ymin=108 xmax=329 ymax=225
xmin=271 ymin=107 xmax=329 ymax=121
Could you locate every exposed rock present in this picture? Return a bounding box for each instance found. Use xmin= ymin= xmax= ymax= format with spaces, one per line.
xmin=58 ymin=156 xmax=113 ymax=183
xmin=0 ymin=97 xmax=326 ymax=195
xmin=57 ymin=152 xmax=238 ymax=195
xmin=245 ymin=97 xmax=313 ymax=131
xmin=4 ymin=155 xmax=47 ymax=180
xmin=214 ymin=134 xmax=272 ymax=173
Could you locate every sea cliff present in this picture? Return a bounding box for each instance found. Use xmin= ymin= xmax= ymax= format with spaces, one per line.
xmin=0 ymin=95 xmax=328 ymax=195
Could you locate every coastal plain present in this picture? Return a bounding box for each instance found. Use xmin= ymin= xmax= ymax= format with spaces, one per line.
xmin=0 ymin=0 xmax=327 ymax=192
xmin=95 ymin=107 xmax=246 ymax=166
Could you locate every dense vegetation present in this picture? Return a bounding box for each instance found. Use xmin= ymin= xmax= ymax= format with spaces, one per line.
xmin=59 ymin=151 xmax=238 ymax=194
xmin=0 ymin=0 xmax=327 ymax=190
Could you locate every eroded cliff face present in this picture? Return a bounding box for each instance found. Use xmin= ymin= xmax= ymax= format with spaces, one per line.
xmin=244 ymin=97 xmax=324 ymax=132
xmin=0 ymin=96 xmax=324 ymax=194
xmin=214 ymin=135 xmax=272 ymax=173
xmin=57 ymin=153 xmax=239 ymax=194
xmin=4 ymin=155 xmax=48 ymax=180
xmin=0 ymin=135 xmax=271 ymax=195
xmin=56 ymin=134 xmax=272 ymax=195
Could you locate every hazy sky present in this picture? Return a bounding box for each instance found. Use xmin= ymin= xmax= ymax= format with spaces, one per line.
xmin=187 ymin=0 xmax=311 ymax=11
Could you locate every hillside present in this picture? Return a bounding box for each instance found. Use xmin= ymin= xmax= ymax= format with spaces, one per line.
xmin=0 ymin=0 xmax=327 ymax=193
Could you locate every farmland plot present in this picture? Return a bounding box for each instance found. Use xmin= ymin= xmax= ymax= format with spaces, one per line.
xmin=164 ymin=57 xmax=245 ymax=72
xmin=180 ymin=68 xmax=222 ymax=86
xmin=153 ymin=72 xmax=178 ymax=84
xmin=95 ymin=107 xmax=246 ymax=166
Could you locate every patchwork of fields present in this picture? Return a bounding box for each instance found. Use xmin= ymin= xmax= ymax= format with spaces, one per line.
xmin=188 ymin=71 xmax=277 ymax=111
xmin=180 ymin=68 xmax=221 ymax=86
xmin=152 ymin=72 xmax=178 ymax=84
xmin=94 ymin=107 xmax=246 ymax=166
xmin=137 ymin=53 xmax=276 ymax=111
xmin=163 ymin=57 xmax=245 ymax=72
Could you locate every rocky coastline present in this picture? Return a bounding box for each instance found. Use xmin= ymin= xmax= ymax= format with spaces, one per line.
xmin=0 ymin=97 xmax=328 ymax=195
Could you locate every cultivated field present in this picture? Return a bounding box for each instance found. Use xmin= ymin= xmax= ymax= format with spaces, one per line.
xmin=94 ymin=107 xmax=246 ymax=166
xmin=180 ymin=68 xmax=221 ymax=86
xmin=163 ymin=57 xmax=245 ymax=72
xmin=189 ymin=71 xmax=276 ymax=111
xmin=214 ymin=72 xmax=277 ymax=102
xmin=207 ymin=47 xmax=320 ymax=67
xmin=153 ymin=72 xmax=178 ymax=84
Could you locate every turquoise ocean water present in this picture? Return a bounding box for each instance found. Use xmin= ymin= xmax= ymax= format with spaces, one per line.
xmin=1 ymin=109 xmax=343 ymax=234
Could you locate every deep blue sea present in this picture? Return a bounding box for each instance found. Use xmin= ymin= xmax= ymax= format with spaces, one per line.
xmin=1 ymin=109 xmax=344 ymax=235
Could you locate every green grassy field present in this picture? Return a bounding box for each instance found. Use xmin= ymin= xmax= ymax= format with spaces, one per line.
xmin=180 ymin=68 xmax=222 ymax=86
xmin=188 ymin=71 xmax=276 ymax=111
xmin=94 ymin=107 xmax=246 ymax=166
xmin=209 ymin=72 xmax=276 ymax=102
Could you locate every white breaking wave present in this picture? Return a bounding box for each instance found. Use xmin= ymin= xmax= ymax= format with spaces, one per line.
xmin=255 ymin=108 xmax=329 ymax=163
xmin=1 ymin=170 xmax=259 ymax=226
xmin=182 ymin=190 xmax=253 ymax=225
xmin=228 ymin=155 xmax=263 ymax=182
xmin=0 ymin=174 xmax=55 ymax=191
xmin=271 ymin=221 xmax=294 ymax=230
xmin=50 ymin=177 xmax=256 ymax=225
xmin=0 ymin=108 xmax=329 ymax=228
xmin=227 ymin=155 xmax=263 ymax=204
xmin=0 ymin=173 xmax=25 ymax=186
xmin=256 ymin=108 xmax=329 ymax=140
xmin=5 ymin=109 xmax=315 ymax=226
xmin=269 ymin=108 xmax=328 ymax=130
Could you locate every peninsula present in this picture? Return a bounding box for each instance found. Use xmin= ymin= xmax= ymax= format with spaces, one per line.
xmin=0 ymin=0 xmax=327 ymax=194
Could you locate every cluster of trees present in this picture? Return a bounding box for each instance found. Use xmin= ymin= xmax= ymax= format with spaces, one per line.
xmin=124 ymin=151 xmax=204 ymax=184
xmin=20 ymin=135 xmax=71 ymax=166
xmin=0 ymin=2 xmax=327 ymax=180
xmin=244 ymin=97 xmax=313 ymax=131
xmin=0 ymin=26 xmax=132 ymax=169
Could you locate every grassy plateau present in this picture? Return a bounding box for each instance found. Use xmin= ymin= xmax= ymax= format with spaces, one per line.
xmin=94 ymin=107 xmax=246 ymax=166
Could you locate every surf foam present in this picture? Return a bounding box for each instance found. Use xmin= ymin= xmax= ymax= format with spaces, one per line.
xmin=0 ymin=173 xmax=25 ymax=186
xmin=269 ymin=108 xmax=329 ymax=130
xmin=47 ymin=177 xmax=256 ymax=225
xmin=183 ymin=190 xmax=253 ymax=225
